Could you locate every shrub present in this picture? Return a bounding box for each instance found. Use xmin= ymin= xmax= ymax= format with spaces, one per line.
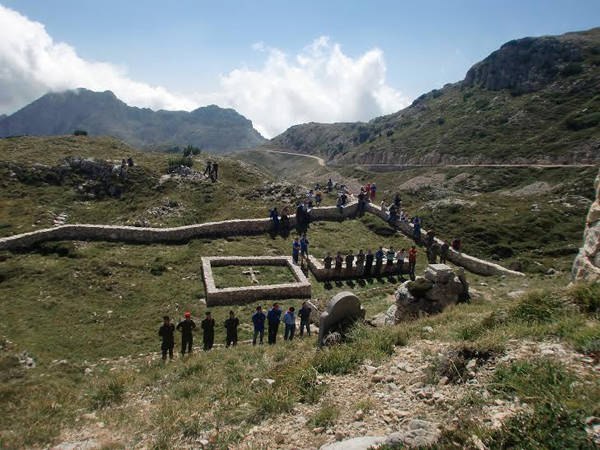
xmin=568 ymin=283 xmax=600 ymax=316
xmin=508 ymin=290 xmax=569 ymax=323
xmin=150 ymin=263 xmax=166 ymax=276
xmin=561 ymin=62 xmax=583 ymax=77
xmin=73 ymin=129 xmax=88 ymax=136
xmin=90 ymin=378 xmax=126 ymax=409
xmin=307 ymin=402 xmax=340 ymax=428
xmin=167 ymin=157 xmax=193 ymax=171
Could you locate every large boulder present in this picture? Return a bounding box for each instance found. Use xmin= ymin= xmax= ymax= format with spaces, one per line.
xmin=572 ymin=169 xmax=600 ymax=283
xmin=393 ymin=264 xmax=468 ymax=322
xmin=318 ymin=292 xmax=365 ymax=346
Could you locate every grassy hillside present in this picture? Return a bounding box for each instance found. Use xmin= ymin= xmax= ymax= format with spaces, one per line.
xmin=268 ymin=28 xmax=600 ymax=164
xmin=0 ymin=136 xmax=285 ymax=238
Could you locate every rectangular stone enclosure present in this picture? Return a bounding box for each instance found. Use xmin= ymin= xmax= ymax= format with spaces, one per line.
xmin=202 ymin=256 xmax=311 ymax=306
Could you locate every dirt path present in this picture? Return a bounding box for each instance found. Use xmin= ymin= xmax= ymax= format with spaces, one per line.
xmin=263 ymin=149 xmax=326 ymax=166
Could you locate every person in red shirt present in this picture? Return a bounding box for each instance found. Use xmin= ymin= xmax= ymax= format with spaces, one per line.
xmin=408 ymin=245 xmax=418 ymax=280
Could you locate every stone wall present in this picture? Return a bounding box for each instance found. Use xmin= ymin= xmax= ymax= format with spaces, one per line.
xmin=201 ymin=256 xmax=311 ymax=306
xmin=0 ymin=200 xmax=522 ymax=277
xmin=572 ymin=169 xmax=600 ymax=283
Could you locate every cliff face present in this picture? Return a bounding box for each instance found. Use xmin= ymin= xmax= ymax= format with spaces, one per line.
xmin=463 ymin=35 xmax=582 ymax=94
xmin=572 ymin=169 xmax=600 ymax=283
xmin=267 ymin=28 xmax=600 ymax=165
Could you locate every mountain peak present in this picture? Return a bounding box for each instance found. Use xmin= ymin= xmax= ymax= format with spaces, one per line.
xmin=0 ymin=89 xmax=265 ymax=152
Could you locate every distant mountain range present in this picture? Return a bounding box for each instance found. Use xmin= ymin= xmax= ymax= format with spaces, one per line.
xmin=266 ymin=28 xmax=600 ymax=165
xmin=0 ymin=89 xmax=265 ymax=153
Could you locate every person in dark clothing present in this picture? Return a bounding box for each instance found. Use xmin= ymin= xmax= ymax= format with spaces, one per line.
xmin=127 ymin=157 xmax=134 ymax=167
xmin=158 ymin=316 xmax=175 ymax=360
xmin=326 ymin=178 xmax=333 ymax=192
xmin=335 ymin=252 xmax=343 ymax=275
xmin=267 ymin=303 xmax=282 ymax=345
xmin=270 ymin=208 xmax=280 ymax=231
xmin=408 ymin=246 xmax=418 ymax=281
xmin=224 ymin=310 xmax=239 ymax=347
xmin=394 ymin=193 xmax=401 ymax=208
xmin=355 ymin=249 xmax=365 ymax=274
xmin=323 ymin=252 xmax=333 ymax=270
xmin=440 ymin=241 xmax=450 ymax=264
xmin=365 ymin=249 xmax=374 ymax=276
xmin=374 ymin=247 xmax=384 ymax=275
xmin=452 ymin=237 xmax=461 ymax=252
xmin=298 ymin=302 xmax=312 ymax=337
xmin=201 ymin=311 xmax=215 ymax=351
xmin=252 ymin=306 xmax=266 ymax=345
xmin=176 ymin=312 xmax=196 ymax=355
xmin=210 ymin=162 xmax=219 ymax=182
xmin=345 ymin=251 xmax=354 ymax=269
xmin=203 ymin=160 xmax=212 ymax=176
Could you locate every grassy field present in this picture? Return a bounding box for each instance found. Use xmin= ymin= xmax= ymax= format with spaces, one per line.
xmin=212 ymin=265 xmax=297 ymax=288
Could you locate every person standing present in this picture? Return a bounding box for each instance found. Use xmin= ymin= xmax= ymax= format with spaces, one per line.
xmin=292 ymin=237 xmax=301 ymax=264
xmin=270 ymin=208 xmax=280 ymax=231
xmin=158 ymin=316 xmax=175 ymax=361
xmin=386 ymin=247 xmax=395 ymax=272
xmin=365 ymin=249 xmax=374 ymax=276
xmin=375 ymin=247 xmax=384 ymax=275
xmin=300 ymin=233 xmax=310 ymax=260
xmin=370 ymin=183 xmax=377 ymax=201
xmin=355 ymin=249 xmax=365 ymax=274
xmin=440 ymin=241 xmax=450 ymax=264
xmin=335 ymin=252 xmax=344 ymax=276
xmin=283 ymin=307 xmax=296 ymax=341
xmin=201 ymin=311 xmax=215 ymax=351
xmin=408 ymin=246 xmax=418 ymax=281
xmin=210 ymin=162 xmax=219 ymax=182
xmin=452 ymin=237 xmax=461 ymax=252
xmin=298 ymin=302 xmax=312 ymax=337
xmin=252 ymin=306 xmax=266 ymax=345
xmin=345 ymin=250 xmax=354 ymax=270
xmin=323 ymin=252 xmax=333 ymax=270
xmin=267 ymin=303 xmax=282 ymax=344
xmin=413 ymin=217 xmax=422 ymax=243
xmin=176 ymin=312 xmax=196 ymax=356
xmin=224 ymin=310 xmax=239 ymax=347
xmin=203 ymin=160 xmax=212 ymax=176
xmin=396 ymin=248 xmax=406 ymax=276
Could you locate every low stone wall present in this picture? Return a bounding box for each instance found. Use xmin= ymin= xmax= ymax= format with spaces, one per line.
xmin=364 ymin=203 xmax=523 ymax=277
xmin=201 ymin=256 xmax=311 ymax=306
xmin=0 ymin=199 xmax=522 ymax=277
xmin=307 ymin=252 xmax=409 ymax=281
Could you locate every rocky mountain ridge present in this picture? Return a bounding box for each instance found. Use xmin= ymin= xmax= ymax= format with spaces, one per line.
xmin=0 ymin=89 xmax=265 ymax=153
xmin=267 ymin=27 xmax=600 ymax=165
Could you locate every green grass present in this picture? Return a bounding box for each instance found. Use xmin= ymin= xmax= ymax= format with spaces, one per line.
xmin=212 ymin=265 xmax=297 ymax=288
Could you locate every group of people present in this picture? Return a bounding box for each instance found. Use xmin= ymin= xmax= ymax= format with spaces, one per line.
xmin=322 ymin=245 xmax=418 ymax=280
xmin=118 ymin=157 xmax=134 ymax=176
xmin=203 ymin=160 xmax=219 ymax=182
xmin=158 ymin=302 xmax=313 ymax=360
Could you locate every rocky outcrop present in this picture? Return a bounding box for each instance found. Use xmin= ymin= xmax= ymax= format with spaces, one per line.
xmin=318 ymin=292 xmax=365 ymax=347
xmin=464 ymin=35 xmax=581 ymax=94
xmin=572 ymin=169 xmax=600 ymax=283
xmin=392 ymin=264 xmax=468 ymax=322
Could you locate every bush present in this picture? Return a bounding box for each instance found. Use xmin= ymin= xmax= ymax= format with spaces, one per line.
xmin=73 ymin=129 xmax=88 ymax=136
xmin=183 ymin=145 xmax=201 ymax=157
xmin=509 ymin=290 xmax=570 ymax=323
xmin=568 ymin=283 xmax=600 ymax=316
xmin=167 ymin=157 xmax=193 ymax=171
xmin=150 ymin=263 xmax=166 ymax=276
xmin=565 ymin=111 xmax=600 ymax=131
xmin=561 ymin=62 xmax=583 ymax=77
xmin=90 ymin=378 xmax=126 ymax=409
xmin=307 ymin=402 xmax=340 ymax=428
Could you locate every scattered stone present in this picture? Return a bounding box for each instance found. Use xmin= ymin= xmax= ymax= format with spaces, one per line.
xmin=422 ymin=326 xmax=433 ymax=333
xmin=313 ymin=427 xmax=325 ymax=434
xmin=371 ymin=375 xmax=385 ymax=383
xmin=364 ymin=365 xmax=378 ymax=374
xmin=335 ymin=431 xmax=345 ymax=441
xmin=438 ymin=376 xmax=449 ymax=386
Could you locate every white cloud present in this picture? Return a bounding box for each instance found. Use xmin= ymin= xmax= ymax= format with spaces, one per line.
xmin=0 ymin=4 xmax=410 ymax=138
xmin=206 ymin=37 xmax=410 ymax=137
xmin=0 ymin=4 xmax=196 ymax=114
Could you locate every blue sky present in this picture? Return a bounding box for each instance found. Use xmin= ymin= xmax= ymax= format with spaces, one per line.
xmin=1 ymin=1 xmax=599 ymax=136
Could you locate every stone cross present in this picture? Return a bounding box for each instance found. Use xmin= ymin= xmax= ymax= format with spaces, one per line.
xmin=243 ymin=267 xmax=260 ymax=284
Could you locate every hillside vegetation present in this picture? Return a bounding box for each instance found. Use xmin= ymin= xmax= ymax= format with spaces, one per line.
xmin=268 ymin=28 xmax=600 ymax=165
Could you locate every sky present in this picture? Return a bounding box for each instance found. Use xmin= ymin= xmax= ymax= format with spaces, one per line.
xmin=1 ymin=1 xmax=599 ymax=137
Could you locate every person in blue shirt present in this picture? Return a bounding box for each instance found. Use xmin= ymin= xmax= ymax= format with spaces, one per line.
xmin=283 ymin=307 xmax=296 ymax=341
xmin=300 ymin=233 xmax=310 ymax=260
xmin=267 ymin=303 xmax=282 ymax=344
xmin=292 ymin=237 xmax=301 ymax=264
xmin=252 ymin=306 xmax=266 ymax=345
xmin=413 ymin=216 xmax=422 ymax=243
